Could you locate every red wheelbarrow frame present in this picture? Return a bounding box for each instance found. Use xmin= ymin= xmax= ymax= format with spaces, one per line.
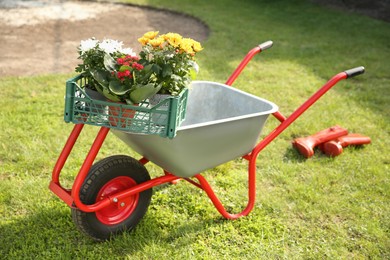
xmin=49 ymin=41 xmax=364 ymax=219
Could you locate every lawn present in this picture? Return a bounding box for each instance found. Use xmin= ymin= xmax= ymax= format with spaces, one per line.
xmin=0 ymin=0 xmax=389 ymax=258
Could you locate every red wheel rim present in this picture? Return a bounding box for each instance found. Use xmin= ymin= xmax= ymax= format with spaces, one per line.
xmin=95 ymin=176 xmax=139 ymax=225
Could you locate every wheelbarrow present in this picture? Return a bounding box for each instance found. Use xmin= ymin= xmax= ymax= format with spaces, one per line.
xmin=49 ymin=41 xmax=365 ymax=241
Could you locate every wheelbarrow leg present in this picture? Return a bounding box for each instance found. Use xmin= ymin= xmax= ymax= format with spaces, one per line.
xmin=193 ymin=157 xmax=257 ymax=219
xmin=71 ymin=126 xmax=110 ymax=211
xmin=51 ymin=124 xmax=84 ymax=187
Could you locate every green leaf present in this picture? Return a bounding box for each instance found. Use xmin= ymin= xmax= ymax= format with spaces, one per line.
xmin=90 ymin=69 xmax=122 ymax=101
xmin=108 ymin=80 xmax=130 ymax=95
xmin=129 ymin=83 xmax=162 ymax=104
xmin=151 ymin=64 xmax=162 ymax=74
xmin=90 ymin=69 xmax=109 ymax=88
xmin=102 ymin=88 xmax=121 ymax=102
xmin=103 ymin=53 xmax=117 ymax=72
xmin=119 ymin=65 xmax=131 ymax=72
xmin=137 ymin=64 xmax=155 ymax=82
xmin=162 ymin=64 xmax=173 ymax=77
xmin=143 ymin=64 xmax=154 ymax=73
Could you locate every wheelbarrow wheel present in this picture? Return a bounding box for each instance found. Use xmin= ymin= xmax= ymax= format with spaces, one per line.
xmin=71 ymin=155 xmax=152 ymax=241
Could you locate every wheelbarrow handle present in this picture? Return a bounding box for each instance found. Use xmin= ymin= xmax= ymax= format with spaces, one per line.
xmin=345 ymin=66 xmax=365 ymax=78
xmin=251 ymin=66 xmax=365 ymax=159
xmin=225 ymin=40 xmax=273 ymax=86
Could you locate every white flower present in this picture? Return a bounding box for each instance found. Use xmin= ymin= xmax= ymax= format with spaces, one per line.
xmin=121 ymin=47 xmax=136 ymax=56
xmin=188 ymin=60 xmax=199 ymax=73
xmin=99 ymin=39 xmax=123 ymax=54
xmin=79 ymin=38 xmax=98 ymax=53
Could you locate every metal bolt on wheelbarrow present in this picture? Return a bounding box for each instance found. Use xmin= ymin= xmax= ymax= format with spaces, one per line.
xmin=49 ymin=40 xmax=365 ymax=241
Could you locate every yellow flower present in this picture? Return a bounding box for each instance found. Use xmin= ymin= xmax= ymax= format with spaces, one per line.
xmin=143 ymin=31 xmax=159 ymax=39
xmin=192 ymin=40 xmax=203 ymax=52
xmin=180 ymin=38 xmax=195 ymax=54
xmin=138 ymin=36 xmax=150 ymax=46
xmin=163 ymin=33 xmax=183 ymax=47
xmin=149 ymin=37 xmax=164 ymax=48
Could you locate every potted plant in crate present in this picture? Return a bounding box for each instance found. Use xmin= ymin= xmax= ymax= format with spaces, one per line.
xmin=75 ymin=38 xmax=161 ymax=126
xmin=75 ymin=38 xmax=157 ymax=104
xmin=137 ymin=31 xmax=203 ymax=123
xmin=74 ymin=32 xmax=202 ymax=128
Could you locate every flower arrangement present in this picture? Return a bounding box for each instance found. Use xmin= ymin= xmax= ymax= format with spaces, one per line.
xmin=138 ymin=31 xmax=203 ymax=96
xmin=75 ymin=32 xmax=203 ymax=104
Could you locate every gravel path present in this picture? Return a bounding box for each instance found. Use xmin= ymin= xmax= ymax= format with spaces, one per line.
xmin=0 ymin=0 xmax=209 ymax=76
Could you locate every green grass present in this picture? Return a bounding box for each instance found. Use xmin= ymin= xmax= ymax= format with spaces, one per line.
xmin=1 ymin=0 xmax=389 ymax=258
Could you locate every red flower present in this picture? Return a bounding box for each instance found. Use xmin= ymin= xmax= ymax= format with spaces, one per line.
xmin=117 ymin=71 xmax=124 ymax=80
xmin=117 ymin=58 xmax=124 ymax=65
xmin=132 ymin=62 xmax=144 ymax=70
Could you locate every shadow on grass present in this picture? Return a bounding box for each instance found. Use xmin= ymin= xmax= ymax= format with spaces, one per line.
xmin=0 ymin=201 xmax=217 ymax=258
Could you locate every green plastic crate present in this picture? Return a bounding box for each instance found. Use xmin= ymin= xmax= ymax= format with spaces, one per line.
xmin=64 ymin=74 xmax=188 ymax=139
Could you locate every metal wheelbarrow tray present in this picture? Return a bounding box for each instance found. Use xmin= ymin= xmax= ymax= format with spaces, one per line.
xmin=113 ymin=80 xmax=278 ymax=178
xmin=49 ymin=41 xmax=365 ymax=241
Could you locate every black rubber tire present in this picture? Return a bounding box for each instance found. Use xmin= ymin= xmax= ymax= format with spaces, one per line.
xmin=71 ymin=155 xmax=152 ymax=241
